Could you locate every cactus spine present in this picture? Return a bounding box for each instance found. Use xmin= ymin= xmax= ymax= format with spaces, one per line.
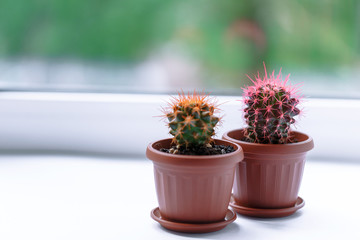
xmin=164 ymin=91 xmax=220 ymax=149
xmin=243 ymin=65 xmax=301 ymax=144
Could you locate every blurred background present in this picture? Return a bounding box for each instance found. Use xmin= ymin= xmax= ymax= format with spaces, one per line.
xmin=0 ymin=0 xmax=359 ymax=98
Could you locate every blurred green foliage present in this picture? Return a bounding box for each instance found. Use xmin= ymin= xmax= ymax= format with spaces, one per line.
xmin=0 ymin=0 xmax=358 ymax=71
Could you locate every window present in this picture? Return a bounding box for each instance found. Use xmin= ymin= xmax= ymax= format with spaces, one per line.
xmin=0 ymin=1 xmax=359 ymax=161
xmin=0 ymin=0 xmax=358 ymax=97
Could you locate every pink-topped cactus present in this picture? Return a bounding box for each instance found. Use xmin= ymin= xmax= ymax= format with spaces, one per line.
xmin=242 ymin=64 xmax=302 ymax=144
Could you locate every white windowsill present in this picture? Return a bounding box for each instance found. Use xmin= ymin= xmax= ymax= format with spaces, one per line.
xmin=0 ymin=92 xmax=358 ymax=239
xmin=0 ymin=155 xmax=358 ymax=240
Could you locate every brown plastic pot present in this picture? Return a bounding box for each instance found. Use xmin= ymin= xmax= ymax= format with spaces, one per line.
xmin=146 ymin=138 xmax=244 ymax=223
xmin=223 ymin=129 xmax=314 ymax=209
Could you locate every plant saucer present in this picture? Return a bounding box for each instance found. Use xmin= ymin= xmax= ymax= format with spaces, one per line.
xmin=229 ymin=195 xmax=305 ymax=218
xmin=151 ymin=207 xmax=237 ymax=233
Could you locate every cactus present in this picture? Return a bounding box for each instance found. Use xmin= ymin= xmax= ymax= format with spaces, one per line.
xmin=163 ymin=91 xmax=220 ymax=149
xmin=242 ymin=64 xmax=302 ymax=144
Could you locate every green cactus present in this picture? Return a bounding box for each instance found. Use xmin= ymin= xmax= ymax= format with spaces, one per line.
xmin=164 ymin=92 xmax=220 ymax=149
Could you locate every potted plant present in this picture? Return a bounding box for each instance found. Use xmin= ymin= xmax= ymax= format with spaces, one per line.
xmin=223 ymin=65 xmax=314 ymax=218
xmin=146 ymin=91 xmax=244 ymax=233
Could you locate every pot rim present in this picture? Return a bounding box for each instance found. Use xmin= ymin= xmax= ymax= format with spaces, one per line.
xmin=146 ymin=138 xmax=244 ymax=165
xmin=223 ymin=129 xmax=314 ymax=154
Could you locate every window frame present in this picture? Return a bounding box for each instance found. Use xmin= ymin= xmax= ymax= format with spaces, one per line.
xmin=0 ymin=91 xmax=358 ymax=161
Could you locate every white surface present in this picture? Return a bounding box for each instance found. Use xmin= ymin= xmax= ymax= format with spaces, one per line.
xmin=0 ymin=92 xmax=360 ymax=161
xmin=0 ymin=155 xmax=359 ymax=240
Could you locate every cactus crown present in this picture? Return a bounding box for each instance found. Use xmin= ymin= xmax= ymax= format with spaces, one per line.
xmin=242 ymin=64 xmax=302 ymax=144
xmin=163 ymin=91 xmax=220 ymax=149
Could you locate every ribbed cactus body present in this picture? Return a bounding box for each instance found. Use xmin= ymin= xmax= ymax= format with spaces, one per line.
xmin=243 ymin=67 xmax=301 ymax=144
xmin=165 ymin=92 xmax=220 ymax=148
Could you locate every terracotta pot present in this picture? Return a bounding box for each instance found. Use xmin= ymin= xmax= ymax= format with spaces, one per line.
xmin=223 ymin=129 xmax=314 ymax=209
xmin=146 ymin=138 xmax=243 ymax=223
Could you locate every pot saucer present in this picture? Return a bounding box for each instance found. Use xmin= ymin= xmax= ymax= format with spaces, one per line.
xmin=229 ymin=195 xmax=305 ymax=218
xmin=151 ymin=207 xmax=237 ymax=233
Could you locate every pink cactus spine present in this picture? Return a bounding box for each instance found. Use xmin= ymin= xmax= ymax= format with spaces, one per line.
xmin=242 ymin=63 xmax=302 ymax=144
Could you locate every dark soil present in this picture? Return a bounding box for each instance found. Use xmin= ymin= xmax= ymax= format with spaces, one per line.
xmin=160 ymin=144 xmax=235 ymax=155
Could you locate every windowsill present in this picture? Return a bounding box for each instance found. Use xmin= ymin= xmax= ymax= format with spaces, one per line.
xmin=0 ymin=155 xmax=359 ymax=239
